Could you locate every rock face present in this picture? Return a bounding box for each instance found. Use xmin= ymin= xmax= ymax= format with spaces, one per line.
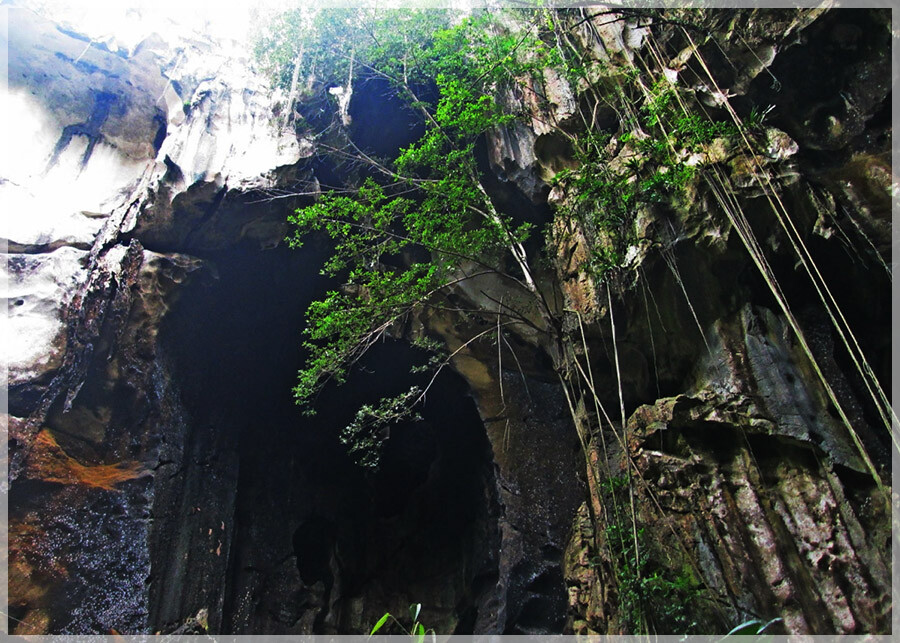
xmin=537 ymin=8 xmax=892 ymax=635
xmin=3 ymin=5 xmax=312 ymax=634
xmin=4 ymin=5 xmax=892 ymax=637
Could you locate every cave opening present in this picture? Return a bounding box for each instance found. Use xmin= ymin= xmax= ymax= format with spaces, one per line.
xmin=154 ymin=240 xmax=502 ymax=634
xmin=348 ymin=75 xmax=428 ymax=158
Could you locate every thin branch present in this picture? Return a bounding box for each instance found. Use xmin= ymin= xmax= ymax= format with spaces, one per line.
xmin=294 ymin=214 xmax=533 ymax=295
xmin=414 ymin=321 xmax=525 ymax=406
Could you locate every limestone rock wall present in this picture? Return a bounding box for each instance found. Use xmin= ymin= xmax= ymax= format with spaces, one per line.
xmin=507 ymin=8 xmax=893 ymax=635
xmin=4 ymin=5 xmax=310 ymax=633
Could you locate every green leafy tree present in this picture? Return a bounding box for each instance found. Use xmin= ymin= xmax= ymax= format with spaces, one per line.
xmin=271 ymin=9 xmax=557 ymax=457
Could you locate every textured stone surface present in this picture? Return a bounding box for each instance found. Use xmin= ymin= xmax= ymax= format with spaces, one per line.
xmin=622 ymin=384 xmax=891 ymax=633
xmin=113 ymin=27 xmax=315 ymax=252
xmin=7 ymin=243 xmax=201 ymax=633
xmin=3 ymin=6 xmax=312 ymax=635
xmin=2 ymin=8 xmax=167 ymax=250
xmin=543 ymin=8 xmax=892 ymax=636
xmin=4 ymin=248 xmax=88 ymax=396
xmin=565 ymin=348 xmax=890 ymax=633
xmin=420 ymin=290 xmax=585 ymax=634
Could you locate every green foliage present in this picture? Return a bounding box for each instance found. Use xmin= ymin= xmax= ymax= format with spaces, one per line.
xmin=551 ymin=72 xmax=739 ymax=282
xmin=589 ymin=245 xmax=623 ymax=280
xmin=640 ymin=79 xmax=677 ymax=129
xmin=409 ymin=336 xmax=449 ymax=374
xmin=341 ymin=386 xmax=423 ymax=470
xmin=745 ymin=103 xmax=775 ymax=131
xmin=369 ymin=603 xmax=434 ymax=640
xmin=640 ymin=78 xmax=736 ymax=152
xmin=252 ymin=8 xmax=311 ymax=89
xmin=287 ymin=171 xmax=506 ymax=411
xmin=599 ymin=473 xmax=629 ymax=493
xmin=254 ymin=8 xmax=546 ymax=101
xmin=673 ymin=112 xmax=734 ymax=147
xmin=601 ymin=475 xmax=702 ymax=635
xmin=640 ymin=163 xmax=696 ymax=203
xmin=271 ymin=9 xmax=551 ymax=462
xmin=550 ymin=131 xmax=635 ymax=282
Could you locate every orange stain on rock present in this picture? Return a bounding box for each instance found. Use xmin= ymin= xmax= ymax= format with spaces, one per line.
xmin=27 ymin=429 xmax=145 ymax=491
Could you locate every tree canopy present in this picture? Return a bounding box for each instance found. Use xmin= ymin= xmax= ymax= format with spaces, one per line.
xmin=254 ymin=8 xmax=554 ymax=467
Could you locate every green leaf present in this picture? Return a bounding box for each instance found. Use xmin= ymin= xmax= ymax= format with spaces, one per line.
xmin=724 ymin=619 xmax=766 ymax=636
xmin=369 ymin=612 xmax=391 ymax=636
xmin=410 ymin=603 xmax=421 ymax=623
xmin=755 ymin=617 xmax=782 ymax=633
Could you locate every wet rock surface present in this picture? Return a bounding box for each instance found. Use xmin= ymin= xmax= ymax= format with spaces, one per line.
xmin=4 ymin=6 xmax=316 ymax=634
xmin=7 ymin=242 xmax=200 ymax=633
xmin=5 ymin=248 xmax=89 ymax=403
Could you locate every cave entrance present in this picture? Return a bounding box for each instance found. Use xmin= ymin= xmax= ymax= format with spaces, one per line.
xmin=156 ymin=241 xmax=501 ymax=634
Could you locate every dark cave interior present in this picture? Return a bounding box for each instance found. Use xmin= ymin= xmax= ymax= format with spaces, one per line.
xmin=156 ymin=241 xmax=504 ymax=634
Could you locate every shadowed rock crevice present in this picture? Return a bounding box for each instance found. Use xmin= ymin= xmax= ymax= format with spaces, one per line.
xmin=348 ymin=75 xmax=428 ymax=158
xmin=45 ymin=90 xmax=118 ymax=172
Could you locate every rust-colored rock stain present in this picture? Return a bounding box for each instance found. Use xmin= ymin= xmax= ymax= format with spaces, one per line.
xmin=26 ymin=429 xmax=145 ymax=490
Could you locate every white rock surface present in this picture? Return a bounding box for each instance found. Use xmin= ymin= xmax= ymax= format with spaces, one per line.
xmin=3 ymin=246 xmax=89 ymax=386
xmin=2 ymin=5 xmax=309 ymax=393
xmin=161 ymin=75 xmax=307 ymax=189
xmin=2 ymin=7 xmax=167 ymax=249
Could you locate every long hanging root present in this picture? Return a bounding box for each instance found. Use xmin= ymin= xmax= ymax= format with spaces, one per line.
xmin=639 ymin=271 xmax=662 ymax=398
xmin=549 ymin=11 xmax=890 ymax=631
xmin=615 ymin=26 xmax=892 ymax=489
xmin=703 ymin=165 xmax=887 ymax=492
xmin=682 ymin=31 xmax=897 ymax=459
xmin=561 ymin=307 xmax=732 ymax=629
xmin=606 ymin=287 xmax=642 ymax=587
